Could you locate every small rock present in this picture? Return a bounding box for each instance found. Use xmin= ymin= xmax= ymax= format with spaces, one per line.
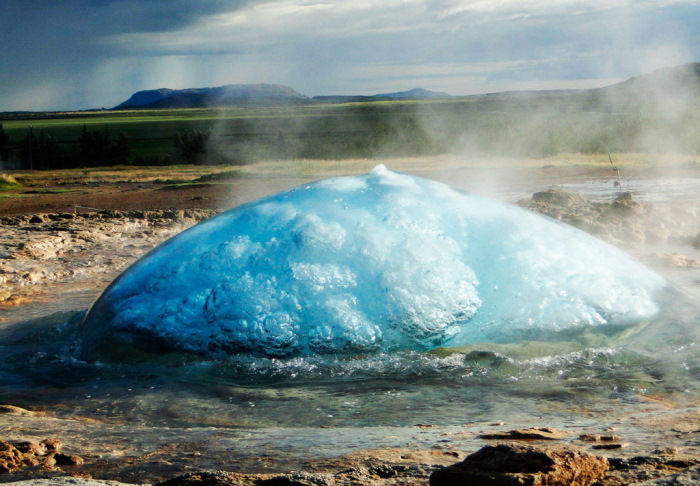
xmin=478 ymin=427 xmax=571 ymax=440
xmin=13 ymin=441 xmax=45 ymax=455
xmin=0 ymin=295 xmax=30 ymax=307
xmin=578 ymin=434 xmax=621 ymax=443
xmin=41 ymin=438 xmax=62 ymax=452
xmin=652 ymin=448 xmax=679 ymax=456
xmin=644 ymin=253 xmax=700 ymax=268
xmin=592 ymin=443 xmax=627 ymax=450
xmin=53 ymin=452 xmax=84 ymax=466
xmin=430 ymin=443 xmax=608 ymax=486
xmin=531 ymin=189 xmax=589 ymax=207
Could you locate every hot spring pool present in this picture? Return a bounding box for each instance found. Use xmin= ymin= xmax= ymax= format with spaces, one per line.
xmin=1 ymin=166 xmax=699 ymax=481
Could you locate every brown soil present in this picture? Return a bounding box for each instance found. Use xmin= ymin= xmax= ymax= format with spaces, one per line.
xmin=0 ymin=184 xmax=233 ymax=217
xmin=3 ymin=157 xmax=685 ymax=218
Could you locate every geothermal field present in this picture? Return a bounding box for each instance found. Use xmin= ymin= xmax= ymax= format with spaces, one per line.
xmin=1 ymin=152 xmax=700 ymax=485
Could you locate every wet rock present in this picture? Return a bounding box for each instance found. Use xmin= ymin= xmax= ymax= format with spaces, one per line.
xmin=47 ymin=213 xmax=76 ymax=221
xmin=478 ymin=427 xmax=571 ymax=440
xmin=0 ymin=479 xmax=146 ymax=485
xmin=592 ymin=443 xmax=627 ymax=450
xmin=0 ymin=209 xmax=219 ymax=311
xmin=155 ymin=471 xmax=265 ymax=485
xmin=0 ymin=295 xmax=31 ymax=307
xmin=0 ymin=441 xmax=25 ymax=473
xmin=518 ymin=188 xmax=699 ymax=246
xmin=41 ymin=438 xmax=62 ymax=453
xmin=430 ymin=443 xmax=608 ymax=486
xmin=643 ymin=253 xmax=700 ymax=268
xmin=53 ymin=452 xmax=84 ymax=466
xmin=261 ymin=471 xmax=334 ymax=485
xmin=577 ymin=434 xmax=621 ymax=443
xmin=531 ymin=189 xmax=590 ymax=207
xmin=13 ymin=441 xmax=46 ymax=455
xmin=18 ymin=236 xmax=66 ymax=260
xmin=636 ymin=464 xmax=700 ymax=485
xmin=0 ymin=405 xmax=37 ymax=416
xmin=607 ymin=456 xmax=700 ymax=485
xmin=611 ymin=192 xmax=649 ymax=215
xmin=156 ymin=465 xmax=435 ymax=486
xmin=0 ymin=438 xmax=76 ymax=474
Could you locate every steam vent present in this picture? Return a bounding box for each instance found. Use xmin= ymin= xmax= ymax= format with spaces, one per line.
xmin=80 ymin=166 xmax=667 ymax=360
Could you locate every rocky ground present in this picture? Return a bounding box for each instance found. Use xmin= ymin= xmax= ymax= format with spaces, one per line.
xmin=2 ymin=171 xmax=700 ymax=485
xmin=0 ymin=209 xmax=218 ymax=320
xmin=2 ymin=418 xmax=700 ymax=485
xmin=518 ymin=188 xmax=700 ymax=250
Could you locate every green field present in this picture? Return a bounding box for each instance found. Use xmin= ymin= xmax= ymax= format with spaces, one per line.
xmin=2 ymin=92 xmax=699 ymax=170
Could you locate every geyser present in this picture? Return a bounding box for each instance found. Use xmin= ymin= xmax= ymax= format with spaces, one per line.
xmin=80 ymin=166 xmax=667 ymax=360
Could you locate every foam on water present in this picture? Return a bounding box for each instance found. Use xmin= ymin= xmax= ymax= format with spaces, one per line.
xmin=80 ymin=166 xmax=668 ymax=360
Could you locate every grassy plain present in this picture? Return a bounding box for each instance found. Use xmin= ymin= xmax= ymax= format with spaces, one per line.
xmin=3 ymin=93 xmax=699 ymax=169
xmin=5 ymin=152 xmax=699 ymax=188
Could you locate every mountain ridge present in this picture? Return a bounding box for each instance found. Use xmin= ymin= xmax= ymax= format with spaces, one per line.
xmin=115 ymin=84 xmax=309 ymax=109
xmin=113 ymin=63 xmax=700 ymax=110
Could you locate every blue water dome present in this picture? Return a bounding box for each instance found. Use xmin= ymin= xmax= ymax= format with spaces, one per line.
xmin=79 ymin=166 xmax=668 ymax=360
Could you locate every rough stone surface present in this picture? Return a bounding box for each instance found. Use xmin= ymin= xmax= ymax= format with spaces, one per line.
xmin=429 ymin=443 xmax=609 ymax=486
xmin=518 ymin=188 xmax=699 ymax=246
xmin=0 ymin=438 xmax=80 ymax=474
xmin=154 ymin=464 xmax=438 ymax=486
xmin=636 ymin=464 xmax=700 ymax=485
xmin=155 ymin=471 xmax=261 ymax=485
xmin=577 ymin=434 xmax=621 ymax=443
xmin=0 ymin=405 xmax=38 ymax=416
xmin=478 ymin=427 xmax=571 ymax=440
xmin=0 ymin=209 xmax=218 ymax=314
xmin=605 ymin=456 xmax=700 ymax=485
xmin=1 ymin=480 xmax=147 ymax=485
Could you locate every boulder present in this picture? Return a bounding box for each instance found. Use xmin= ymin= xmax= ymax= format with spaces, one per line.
xmin=430 ymin=443 xmax=608 ymax=486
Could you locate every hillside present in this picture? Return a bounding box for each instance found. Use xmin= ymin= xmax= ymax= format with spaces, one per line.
xmin=115 ymin=84 xmax=309 ymax=109
xmin=113 ymin=64 xmax=700 ymax=112
xmin=590 ymin=62 xmax=700 ymax=111
xmin=372 ymin=88 xmax=452 ymax=99
xmin=117 ymin=85 xmax=455 ymax=109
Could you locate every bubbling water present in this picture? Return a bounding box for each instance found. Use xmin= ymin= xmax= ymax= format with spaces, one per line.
xmin=79 ymin=166 xmax=668 ymax=361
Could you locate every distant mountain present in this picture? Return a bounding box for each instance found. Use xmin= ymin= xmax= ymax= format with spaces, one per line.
xmin=371 ymin=88 xmax=453 ymax=99
xmin=112 ymin=64 xmax=699 ymax=111
xmin=471 ymin=63 xmax=700 ymax=114
xmin=591 ymin=62 xmax=700 ymax=109
xmin=311 ymin=88 xmax=452 ymax=104
xmin=115 ymin=84 xmax=309 ymax=109
xmin=598 ymin=62 xmax=700 ymax=96
xmin=312 ymin=95 xmax=382 ymax=103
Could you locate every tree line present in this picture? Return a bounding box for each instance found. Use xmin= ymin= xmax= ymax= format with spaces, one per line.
xmin=0 ymin=124 xmax=211 ymax=170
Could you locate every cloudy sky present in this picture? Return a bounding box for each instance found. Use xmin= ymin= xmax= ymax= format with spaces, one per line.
xmin=2 ymin=0 xmax=700 ymax=111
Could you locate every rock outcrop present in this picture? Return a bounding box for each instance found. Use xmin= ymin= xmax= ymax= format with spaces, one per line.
xmin=430 ymin=443 xmax=608 ymax=486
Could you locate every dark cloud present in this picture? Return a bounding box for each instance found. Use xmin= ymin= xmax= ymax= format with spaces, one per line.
xmin=1 ymin=1 xmax=699 ymax=110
